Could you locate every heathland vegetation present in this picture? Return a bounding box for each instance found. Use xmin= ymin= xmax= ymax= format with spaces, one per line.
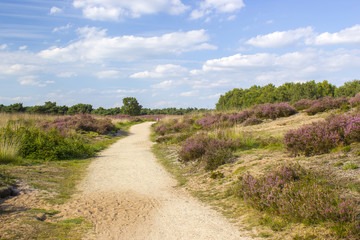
xmin=216 ymin=79 xmax=360 ymax=110
xmin=0 ymin=97 xmax=204 ymax=116
xmin=0 ymin=112 xmax=151 ymax=239
xmin=1 ymin=79 xmax=360 ymax=239
xmin=152 ymin=84 xmax=360 ymax=239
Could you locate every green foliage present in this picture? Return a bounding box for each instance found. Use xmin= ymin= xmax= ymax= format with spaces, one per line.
xmin=0 ymin=125 xmax=94 ymax=161
xmin=216 ymin=80 xmax=339 ymax=111
xmin=121 ymin=97 xmax=142 ymax=116
xmin=67 ymin=103 xmax=93 ymax=115
xmin=335 ymin=80 xmax=360 ymax=97
xmin=26 ymin=101 xmax=69 ymax=115
xmin=343 ymin=162 xmax=358 ymax=170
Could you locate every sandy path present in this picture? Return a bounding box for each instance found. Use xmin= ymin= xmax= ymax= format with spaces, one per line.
xmin=63 ymin=122 xmax=252 ymax=240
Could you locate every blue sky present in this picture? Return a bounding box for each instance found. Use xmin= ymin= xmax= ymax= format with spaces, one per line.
xmin=1 ymin=0 xmax=360 ymax=109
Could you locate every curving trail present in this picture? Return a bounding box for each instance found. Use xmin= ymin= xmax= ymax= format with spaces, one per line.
xmin=62 ymin=122 xmax=252 ymax=240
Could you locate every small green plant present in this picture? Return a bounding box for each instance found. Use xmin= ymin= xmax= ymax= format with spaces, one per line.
xmin=210 ymin=171 xmax=225 ymax=179
xmin=343 ymin=162 xmax=358 ymax=170
xmin=333 ymin=161 xmax=344 ymax=167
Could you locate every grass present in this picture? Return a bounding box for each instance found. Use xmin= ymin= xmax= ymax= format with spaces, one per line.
xmin=151 ymin=109 xmax=360 ymax=239
xmin=152 ymin=143 xmax=187 ymax=186
xmin=343 ymin=162 xmax=358 ymax=170
xmin=0 ymin=113 xmax=143 ymax=239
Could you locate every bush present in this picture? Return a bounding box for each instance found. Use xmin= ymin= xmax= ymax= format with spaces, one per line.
xmin=293 ymin=99 xmax=315 ymax=111
xmin=0 ymin=125 xmax=94 ymax=161
xmin=306 ymin=97 xmax=349 ymax=115
xmin=284 ymin=114 xmax=360 ymax=156
xmin=40 ymin=114 xmax=115 ymax=135
xmin=228 ymin=111 xmax=252 ymax=124
xmin=244 ymin=117 xmax=263 ymax=126
xmin=178 ymin=134 xmax=209 ymax=162
xmin=196 ymin=113 xmax=221 ymax=128
xmin=252 ymin=103 xmax=297 ymax=120
xmin=178 ymin=134 xmax=238 ymax=170
xmin=237 ymin=165 xmax=360 ymax=238
xmin=349 ymin=93 xmax=360 ymax=107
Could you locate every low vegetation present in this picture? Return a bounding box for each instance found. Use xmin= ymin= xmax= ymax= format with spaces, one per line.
xmin=152 ymin=97 xmax=360 ymax=239
xmin=0 ymin=113 xmax=144 ymax=239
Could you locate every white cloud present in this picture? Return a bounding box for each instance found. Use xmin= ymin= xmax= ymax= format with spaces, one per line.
xmin=190 ymin=48 xmax=360 ymax=88
xmin=0 ymin=96 xmax=32 ymax=102
xmin=53 ymin=24 xmax=72 ymax=33
xmin=95 ymin=70 xmax=120 ymax=79
xmin=0 ymin=44 xmax=7 ymax=50
xmin=57 ymin=72 xmax=77 ymax=78
xmin=202 ymin=53 xmax=275 ymax=71
xmin=246 ymin=27 xmax=314 ymax=48
xmin=50 ymin=6 xmax=63 ymax=15
xmin=190 ymin=0 xmax=245 ymax=20
xmin=73 ymin=0 xmax=189 ymax=21
xmin=39 ymin=27 xmax=216 ymax=63
xmin=151 ymin=80 xmax=177 ymax=89
xmin=310 ymin=24 xmax=360 ymax=45
xmin=0 ymin=64 xmax=38 ymax=75
xmin=17 ymin=75 xmax=54 ymax=87
xmin=130 ymin=64 xmax=187 ymax=79
xmin=180 ymin=90 xmax=199 ymax=97
xmin=199 ymin=93 xmax=221 ymax=100
xmin=19 ymin=45 xmax=27 ymax=50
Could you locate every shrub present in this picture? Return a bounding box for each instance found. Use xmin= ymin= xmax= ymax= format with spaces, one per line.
xmin=306 ymin=97 xmax=349 ymax=115
xmin=178 ymin=134 xmax=239 ymax=170
xmin=154 ymin=124 xmax=167 ymax=136
xmin=252 ymin=103 xmax=297 ymax=120
xmin=237 ymin=165 xmax=360 ymax=238
xmin=228 ymin=111 xmax=252 ymax=124
xmin=293 ymin=99 xmax=315 ymax=111
xmin=40 ymin=114 xmax=115 ymax=135
xmin=0 ymin=125 xmax=94 ymax=161
xmin=178 ymin=134 xmax=209 ymax=162
xmin=196 ymin=113 xmax=221 ymax=128
xmin=284 ymin=114 xmax=360 ymax=156
xmin=349 ymin=93 xmax=360 ymax=107
xmin=244 ymin=117 xmax=263 ymax=126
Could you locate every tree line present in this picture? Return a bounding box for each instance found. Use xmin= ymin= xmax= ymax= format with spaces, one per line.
xmin=216 ymin=80 xmax=360 ymax=111
xmin=0 ymin=97 xmax=206 ymax=116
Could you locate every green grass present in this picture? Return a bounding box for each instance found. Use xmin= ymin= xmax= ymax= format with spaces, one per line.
xmin=343 ymin=162 xmax=358 ymax=170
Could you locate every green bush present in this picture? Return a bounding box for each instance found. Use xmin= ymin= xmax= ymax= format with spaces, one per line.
xmin=0 ymin=125 xmax=94 ymax=161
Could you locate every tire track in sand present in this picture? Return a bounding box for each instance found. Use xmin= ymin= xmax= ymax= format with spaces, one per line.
xmin=61 ymin=122 xmax=253 ymax=240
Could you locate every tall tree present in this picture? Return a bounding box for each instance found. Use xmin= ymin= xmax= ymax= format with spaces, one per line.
xmin=121 ymin=97 xmax=142 ymax=116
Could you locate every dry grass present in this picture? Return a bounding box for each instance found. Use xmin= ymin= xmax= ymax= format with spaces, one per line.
xmin=0 ymin=113 xmax=57 ymax=128
xmin=154 ymin=110 xmax=360 ymax=239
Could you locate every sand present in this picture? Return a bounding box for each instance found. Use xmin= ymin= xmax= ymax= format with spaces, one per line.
xmin=62 ymin=122 xmax=252 ymax=240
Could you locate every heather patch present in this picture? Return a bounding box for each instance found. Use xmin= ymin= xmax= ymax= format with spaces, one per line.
xmin=40 ymin=114 xmax=116 ymax=135
xmin=349 ymin=93 xmax=360 ymax=107
xmin=244 ymin=117 xmax=263 ymax=126
xmin=306 ymin=97 xmax=349 ymax=116
xmin=236 ymin=165 xmax=360 ymax=238
xmin=252 ymin=103 xmax=297 ymax=120
xmin=284 ymin=114 xmax=360 ymax=156
xmin=178 ymin=134 xmax=240 ymax=170
xmin=293 ymin=99 xmax=315 ymax=111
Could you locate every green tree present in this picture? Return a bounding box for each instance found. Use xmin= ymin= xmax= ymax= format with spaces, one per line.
xmin=335 ymin=80 xmax=360 ymax=97
xmin=67 ymin=103 xmax=93 ymax=115
xmin=121 ymin=97 xmax=142 ymax=116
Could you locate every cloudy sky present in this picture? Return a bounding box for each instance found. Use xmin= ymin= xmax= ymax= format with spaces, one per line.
xmin=1 ymin=0 xmax=360 ymax=109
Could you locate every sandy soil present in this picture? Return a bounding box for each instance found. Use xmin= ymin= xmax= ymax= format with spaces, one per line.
xmin=62 ymin=122 xmax=252 ymax=240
